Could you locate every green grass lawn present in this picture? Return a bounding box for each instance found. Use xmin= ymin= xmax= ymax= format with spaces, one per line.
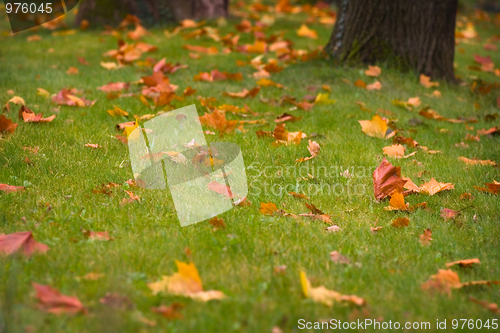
xmin=1 ymin=3 xmax=500 ymax=332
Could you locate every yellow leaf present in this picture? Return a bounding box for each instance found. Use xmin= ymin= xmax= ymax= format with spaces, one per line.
xmin=314 ymin=93 xmax=336 ymax=105
xmin=107 ymin=106 xmax=129 ymax=117
xmin=297 ymin=24 xmax=317 ymax=39
xmin=37 ymin=88 xmax=50 ymax=98
xmin=147 ymin=261 xmax=225 ymax=302
xmin=359 ymin=114 xmax=388 ymax=139
xmin=384 ymin=192 xmax=409 ymax=211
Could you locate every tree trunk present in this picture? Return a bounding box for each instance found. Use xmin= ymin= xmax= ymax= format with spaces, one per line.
xmin=75 ymin=0 xmax=228 ymax=27
xmin=325 ymin=0 xmax=458 ymax=81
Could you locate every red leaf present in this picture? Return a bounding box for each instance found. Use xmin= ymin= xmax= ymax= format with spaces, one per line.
xmin=0 ymin=231 xmax=49 ymax=256
xmin=33 ymin=283 xmax=87 ymax=315
xmin=0 ymin=115 xmax=18 ymax=133
xmin=0 ymin=183 xmax=25 ymax=193
xmin=372 ymin=158 xmax=406 ymax=200
xmin=207 ymin=181 xmax=233 ymax=199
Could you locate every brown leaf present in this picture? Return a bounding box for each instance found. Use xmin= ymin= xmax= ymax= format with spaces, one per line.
xmin=0 ymin=231 xmax=49 ymax=256
xmin=354 ymin=80 xmax=367 ymax=88
xmin=419 ymin=229 xmax=432 ymax=246
xmin=208 ymin=216 xmax=226 ymax=228
xmin=100 ymin=293 xmax=134 ymax=310
xmin=372 ymin=158 xmax=406 ymax=200
xmin=330 ymin=251 xmax=351 ymax=264
xmin=33 ymin=283 xmax=86 ymax=315
xmin=458 ymin=157 xmax=496 ymax=166
xmin=440 ymin=208 xmax=459 ymax=221
xmin=469 ymin=297 xmax=500 ymax=314
xmin=295 ymin=140 xmax=320 ymax=162
xmin=474 ymin=180 xmax=500 ymax=194
xmin=82 ymin=230 xmax=112 ymax=241
xmin=151 ymin=303 xmax=184 ymax=319
xmin=445 ymin=258 xmax=480 ymax=268
xmin=422 ymin=269 xmax=499 ymax=296
xmin=0 ymin=115 xmax=18 ymax=133
xmin=391 ymin=217 xmax=409 ymax=228
xmin=289 ymin=191 xmax=309 ymax=200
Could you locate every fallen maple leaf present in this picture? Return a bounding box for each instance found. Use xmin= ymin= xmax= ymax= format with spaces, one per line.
xmin=366 ymin=81 xmax=382 ymax=91
xmin=151 ymin=303 xmax=184 ymax=319
xmin=33 ymin=283 xmax=86 ymax=315
xmin=372 ymin=158 xmax=406 ymax=200
xmin=100 ymin=293 xmax=134 ymax=310
xmin=257 ymin=78 xmax=284 ymax=89
xmin=289 ymin=191 xmax=309 ymax=200
xmin=446 ymin=258 xmax=480 ymax=268
xmin=260 ymin=202 xmax=278 ymax=215
xmin=474 ymin=180 xmax=500 ymax=194
xmin=384 ymin=192 xmax=409 ymax=211
xmin=85 ymin=143 xmax=102 ymax=149
xmin=0 ymin=231 xmax=49 ymax=256
xmin=199 ymin=109 xmax=238 ymax=136
xmin=422 ymin=269 xmax=499 ymax=296
xmin=297 ymin=24 xmax=317 ymax=39
xmin=66 ymin=67 xmax=79 ymax=75
xmin=391 ymin=217 xmax=409 ymax=227
xmin=440 ymin=208 xmax=459 ymax=221
xmin=223 ymin=87 xmax=261 ymax=99
xmin=296 ymin=140 xmax=320 ymax=163
xmin=107 ymin=106 xmax=129 ymax=117
xmin=330 ymin=251 xmax=351 ymax=264
xmin=0 ymin=115 xmax=18 ymax=133
xmin=18 ymin=106 xmax=56 ymax=123
xmin=82 ymin=230 xmax=112 ymax=241
xmin=419 ymin=178 xmax=454 ymax=195
xmin=419 ymin=229 xmax=432 ymax=246
xmin=0 ymin=183 xmax=25 ymax=193
xmin=207 ymin=181 xmax=233 ymax=199
xmin=98 ymin=82 xmax=129 ymax=92
xmin=52 ymin=89 xmax=95 ymax=107
xmin=420 ymin=74 xmax=439 ymax=88
xmin=147 ymin=261 xmax=225 ymax=301
xmin=365 ymin=65 xmax=381 ymax=77
xmin=458 ymin=157 xmax=496 ymax=166
xmin=4 ymin=96 xmax=25 ymax=112
xmin=354 ymin=79 xmax=367 ymax=88
xmin=359 ymin=114 xmax=389 ymax=139
xmin=208 ymin=216 xmax=226 ymax=228
xmin=314 ymin=93 xmax=336 ymax=105
xmin=383 ymin=145 xmax=405 ymax=158
xmin=469 ymin=297 xmax=500 ymax=314
xmin=300 ymin=271 xmax=365 ymax=307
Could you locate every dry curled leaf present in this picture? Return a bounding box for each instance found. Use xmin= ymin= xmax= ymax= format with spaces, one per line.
xmin=422 ymin=269 xmax=499 ymax=296
xmin=208 ymin=216 xmax=226 ymax=229
xmin=372 ymin=158 xmax=406 ymax=200
xmin=445 ymin=258 xmax=480 ymax=268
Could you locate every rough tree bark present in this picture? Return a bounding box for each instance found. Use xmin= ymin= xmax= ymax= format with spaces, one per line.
xmin=325 ymin=0 xmax=458 ymax=81
xmin=76 ymin=0 xmax=228 ymax=27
